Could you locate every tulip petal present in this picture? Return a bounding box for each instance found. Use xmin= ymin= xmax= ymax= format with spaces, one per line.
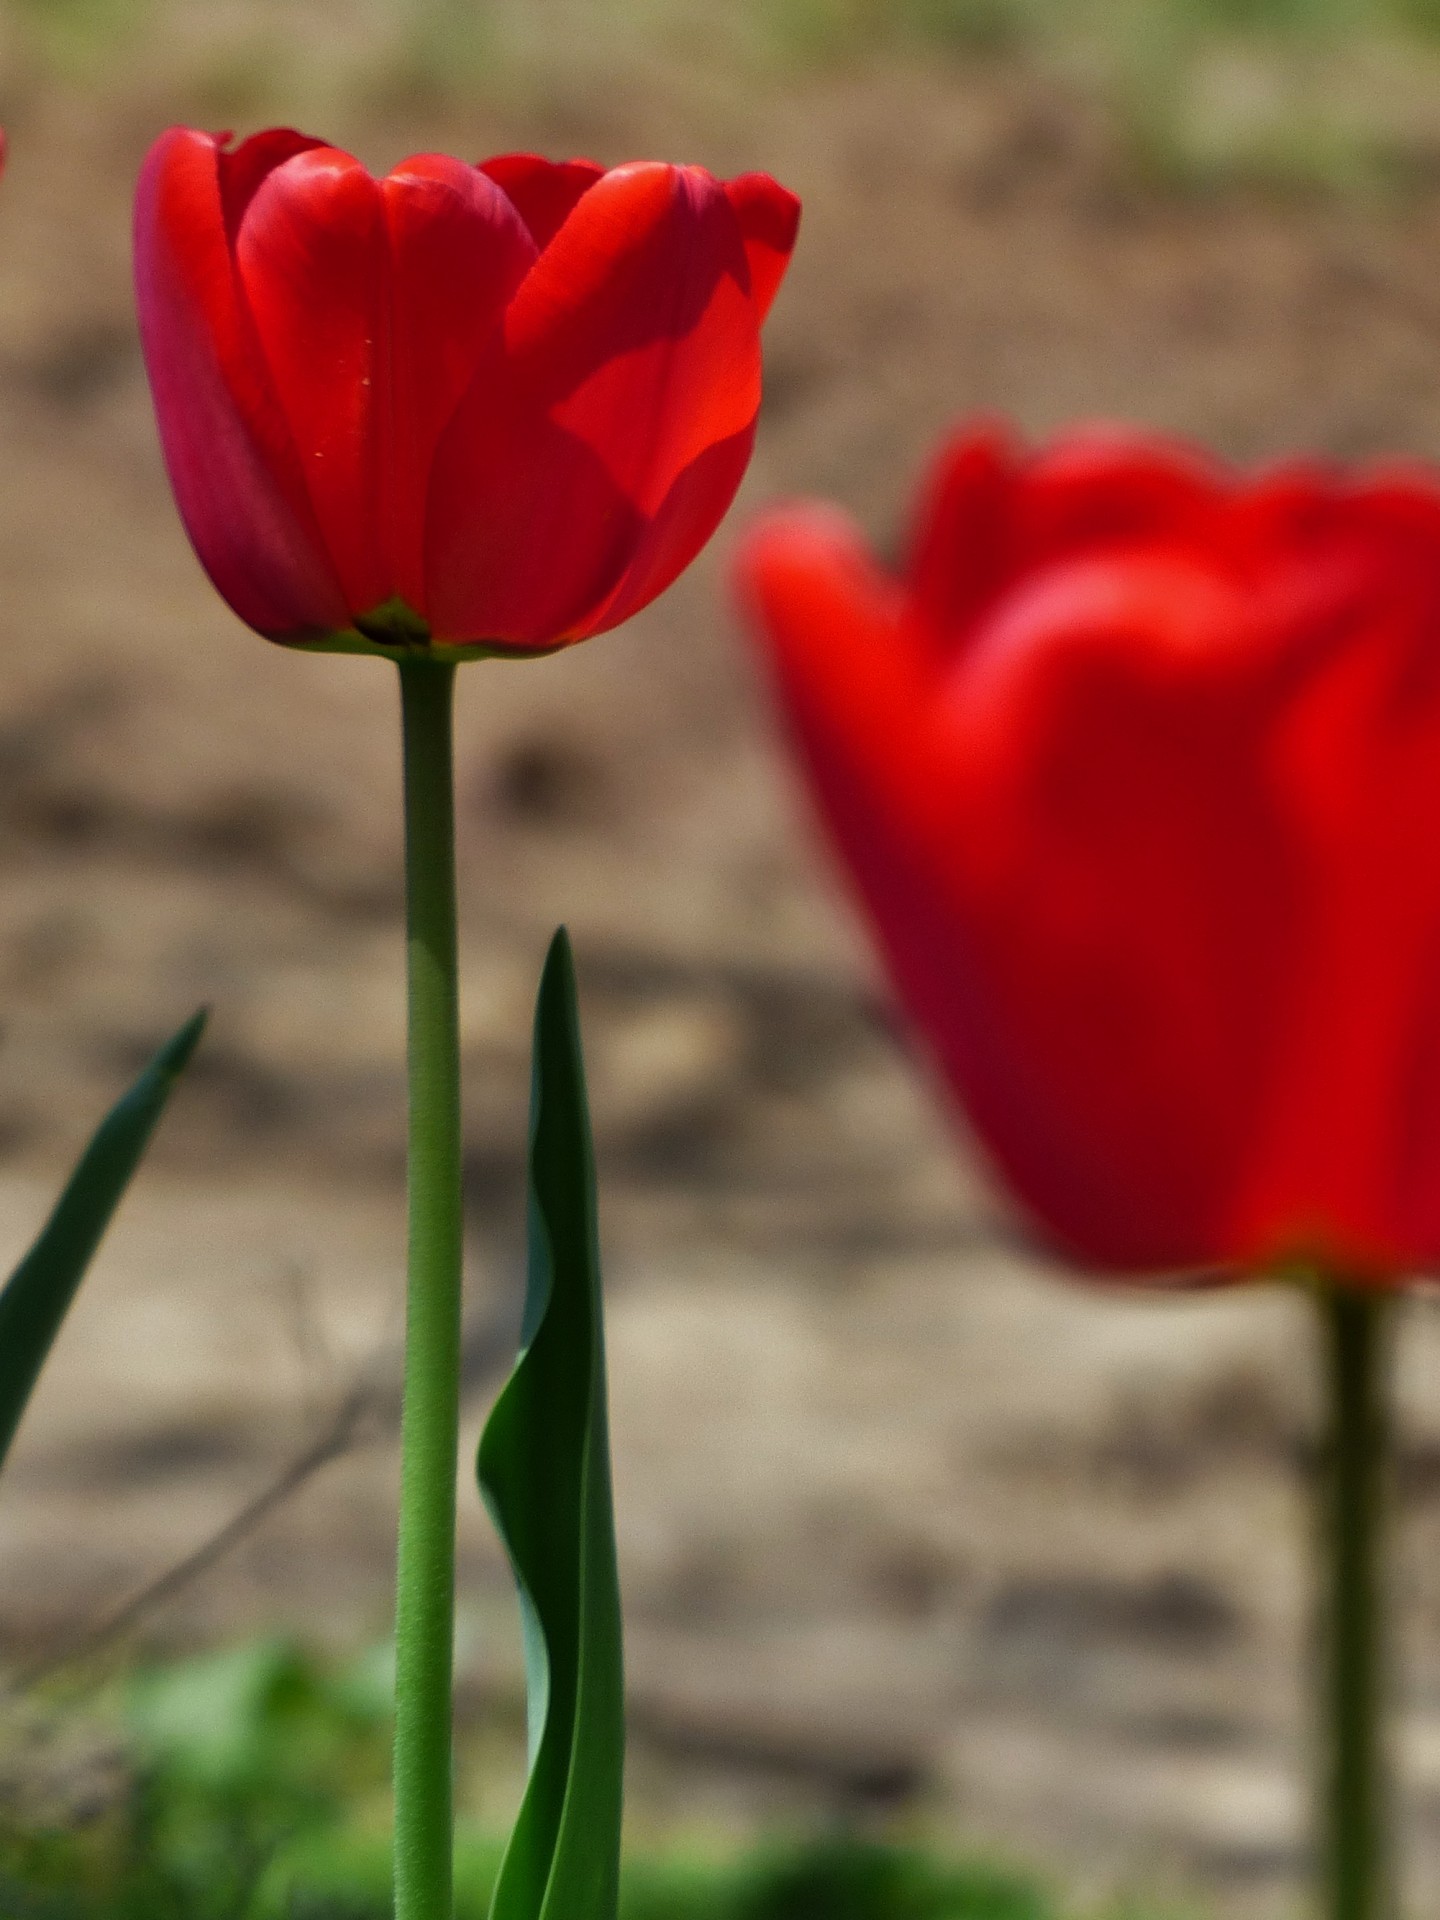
xmin=427 ymin=163 xmax=762 ymax=644
xmin=575 ymin=426 xmax=756 ymax=638
xmin=724 ymin=173 xmax=801 ymax=321
xmin=480 ymin=153 xmax=604 ymax=249
xmin=1018 ymin=431 xmax=1224 ymax=568
xmin=934 ymin=549 xmax=1305 ymax=1268
xmin=742 ymin=508 xmax=1044 ymax=1235
xmin=906 ymin=424 xmax=1018 ymax=645
xmin=738 ymin=505 xmax=919 ymax=819
xmin=235 ymin=146 xmax=390 ymax=617
xmin=379 ymin=155 xmax=536 ymax=614
xmin=508 ymin=163 xmax=760 ymax=508
xmin=217 ymin=126 xmax=326 ymax=234
xmin=134 ymin=128 xmax=349 ymax=637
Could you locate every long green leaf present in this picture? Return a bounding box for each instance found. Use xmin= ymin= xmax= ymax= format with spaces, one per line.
xmin=0 ymin=1009 xmax=207 ymax=1472
xmin=478 ymin=929 xmax=623 ymax=1920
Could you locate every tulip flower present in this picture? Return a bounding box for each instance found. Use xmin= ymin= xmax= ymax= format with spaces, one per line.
xmin=135 ymin=129 xmax=799 ymax=654
xmin=738 ymin=420 xmax=1433 ymax=1920
xmin=135 ymin=125 xmax=797 ymax=1920
xmin=740 ymin=423 xmax=1440 ymax=1281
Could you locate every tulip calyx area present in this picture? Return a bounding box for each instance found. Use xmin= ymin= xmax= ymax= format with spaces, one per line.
xmin=353 ymin=595 xmax=434 ymax=649
xmin=286 ymin=598 xmax=557 ymax=664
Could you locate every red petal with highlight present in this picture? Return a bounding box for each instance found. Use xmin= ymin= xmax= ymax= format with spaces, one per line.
xmin=217 ymin=126 xmax=326 ymax=236
xmin=379 ymin=155 xmax=536 ymax=612
xmin=235 ymin=146 xmax=389 ymax=616
xmin=724 ymin=172 xmax=802 ymax=321
xmin=427 ymin=163 xmax=764 ymax=643
xmin=577 ymin=425 xmax=756 ymax=638
xmin=134 ymin=128 xmax=348 ymax=636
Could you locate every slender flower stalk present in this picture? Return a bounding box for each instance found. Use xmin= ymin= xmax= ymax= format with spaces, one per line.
xmin=393 ymin=656 xmax=463 ymax=1920
xmin=1318 ymin=1283 xmax=1392 ymax=1920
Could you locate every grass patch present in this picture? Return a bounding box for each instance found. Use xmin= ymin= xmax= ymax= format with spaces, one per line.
xmin=0 ymin=1641 xmax=1171 ymax=1920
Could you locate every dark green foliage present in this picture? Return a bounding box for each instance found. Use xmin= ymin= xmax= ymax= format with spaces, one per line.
xmin=0 ymin=1641 xmax=391 ymax=1920
xmin=619 ymin=1840 xmax=1049 ymax=1920
xmin=0 ymin=1011 xmax=206 ymax=1474
xmin=478 ymin=929 xmax=624 ymax=1920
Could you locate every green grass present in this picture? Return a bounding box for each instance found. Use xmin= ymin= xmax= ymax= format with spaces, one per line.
xmin=0 ymin=1641 xmax=1167 ymax=1920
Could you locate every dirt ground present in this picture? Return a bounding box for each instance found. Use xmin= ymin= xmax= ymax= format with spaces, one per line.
xmin=8 ymin=35 xmax=1440 ymax=1914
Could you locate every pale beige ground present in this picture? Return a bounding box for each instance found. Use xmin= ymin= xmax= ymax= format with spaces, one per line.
xmin=6 ymin=29 xmax=1440 ymax=1914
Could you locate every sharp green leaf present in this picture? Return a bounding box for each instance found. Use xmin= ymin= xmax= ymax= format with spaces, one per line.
xmin=478 ymin=929 xmax=623 ymax=1920
xmin=0 ymin=1008 xmax=207 ymax=1472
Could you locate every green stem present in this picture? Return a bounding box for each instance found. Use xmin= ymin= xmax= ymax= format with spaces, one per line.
xmin=1317 ymin=1282 xmax=1392 ymax=1920
xmin=393 ymin=656 xmax=462 ymax=1920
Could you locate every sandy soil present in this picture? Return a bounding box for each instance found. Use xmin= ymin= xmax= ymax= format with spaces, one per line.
xmin=3 ymin=40 xmax=1440 ymax=1912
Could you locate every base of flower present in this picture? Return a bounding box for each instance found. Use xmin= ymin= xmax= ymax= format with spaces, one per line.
xmin=273 ymin=596 xmax=572 ymax=664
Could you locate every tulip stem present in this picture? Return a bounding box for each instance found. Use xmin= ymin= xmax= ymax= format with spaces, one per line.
xmin=394 ymin=655 xmax=462 ymax=1920
xmin=1317 ymin=1281 xmax=1393 ymax=1920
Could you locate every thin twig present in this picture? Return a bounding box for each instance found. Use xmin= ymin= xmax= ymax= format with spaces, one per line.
xmin=11 ymin=1368 xmax=394 ymax=1695
xmin=7 ymin=1291 xmax=522 ymax=1697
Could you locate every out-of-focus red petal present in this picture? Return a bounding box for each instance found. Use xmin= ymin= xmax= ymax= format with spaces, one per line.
xmin=379 ymin=155 xmax=536 ymax=613
xmin=932 ymin=548 xmax=1300 ymax=1269
xmin=479 ymin=153 xmax=604 ymax=249
xmin=134 ymin=127 xmax=348 ymax=636
xmin=235 ymin=146 xmax=389 ymax=617
xmin=1016 ymin=430 xmax=1225 ymax=571
xmin=738 ymin=506 xmax=924 ymax=840
xmin=737 ymin=505 xmax=912 ymax=773
xmin=1218 ymin=510 xmax=1440 ymax=1272
xmin=426 ymin=163 xmax=762 ymax=643
xmin=741 ymin=507 xmax=1046 ymax=1232
xmin=905 ymin=423 xmax=1018 ymax=646
xmin=723 ymin=173 xmax=801 ymax=321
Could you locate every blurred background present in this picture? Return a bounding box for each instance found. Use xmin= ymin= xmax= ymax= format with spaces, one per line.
xmin=9 ymin=1 xmax=1440 ymax=1914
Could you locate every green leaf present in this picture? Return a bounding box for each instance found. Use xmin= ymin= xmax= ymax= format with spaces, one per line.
xmin=0 ymin=1008 xmax=207 ymax=1472
xmin=478 ymin=929 xmax=623 ymax=1920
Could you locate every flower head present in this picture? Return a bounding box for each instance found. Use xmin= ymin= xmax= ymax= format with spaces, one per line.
xmin=739 ymin=422 xmax=1440 ymax=1282
xmin=136 ymin=129 xmax=798 ymax=656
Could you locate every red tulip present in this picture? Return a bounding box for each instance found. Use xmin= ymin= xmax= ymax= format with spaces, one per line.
xmin=739 ymin=423 xmax=1440 ymax=1280
xmin=135 ymin=129 xmax=798 ymax=654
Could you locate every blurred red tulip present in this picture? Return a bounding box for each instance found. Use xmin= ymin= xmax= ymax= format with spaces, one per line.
xmin=739 ymin=423 xmax=1440 ymax=1280
xmin=135 ymin=129 xmax=798 ymax=654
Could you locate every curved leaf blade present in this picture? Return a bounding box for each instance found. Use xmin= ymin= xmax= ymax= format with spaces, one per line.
xmin=0 ymin=1008 xmax=207 ymax=1472
xmin=478 ymin=929 xmax=623 ymax=1920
